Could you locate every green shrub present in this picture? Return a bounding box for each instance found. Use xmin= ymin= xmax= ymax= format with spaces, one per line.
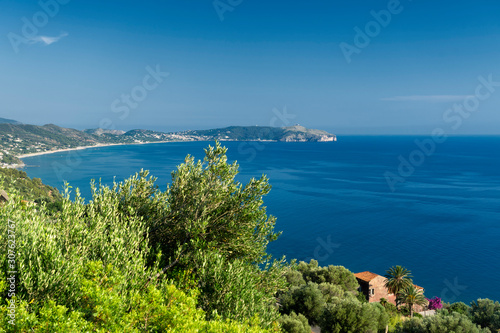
xmin=447 ymin=301 xmax=470 ymax=316
xmin=396 ymin=312 xmax=490 ymax=333
xmin=319 ymin=298 xmax=388 ymax=333
xmin=297 ymin=260 xmax=359 ymax=293
xmin=0 ymin=167 xmax=62 ymax=203
xmin=0 ymin=185 xmax=152 ymax=309
xmin=318 ymin=282 xmax=355 ymax=303
xmin=145 ymin=142 xmax=281 ymax=267
xmin=0 ymin=260 xmax=276 ymax=332
xmin=278 ymin=312 xmax=311 ymax=333
xmin=279 ymin=282 xmax=326 ymax=325
xmin=0 ymin=143 xmax=286 ymax=331
xmin=284 ymin=268 xmax=305 ymax=287
xmin=193 ymin=250 xmax=285 ymax=328
xmin=470 ymin=298 xmax=500 ymax=332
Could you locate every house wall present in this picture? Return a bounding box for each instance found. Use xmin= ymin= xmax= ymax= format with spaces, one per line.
xmin=369 ymin=276 xmax=396 ymax=304
xmin=358 ymin=280 xmax=370 ymax=300
xmin=357 ymin=274 xmax=426 ymax=310
xmin=413 ymin=301 xmax=426 ymax=313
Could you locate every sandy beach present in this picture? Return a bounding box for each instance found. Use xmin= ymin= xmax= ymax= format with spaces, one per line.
xmin=17 ymin=141 xmax=170 ymax=160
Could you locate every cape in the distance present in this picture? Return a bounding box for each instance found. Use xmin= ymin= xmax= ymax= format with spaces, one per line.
xmin=0 ymin=118 xmax=336 ymax=167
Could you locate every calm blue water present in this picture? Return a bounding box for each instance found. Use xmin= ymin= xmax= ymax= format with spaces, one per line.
xmin=21 ymin=137 xmax=500 ymax=304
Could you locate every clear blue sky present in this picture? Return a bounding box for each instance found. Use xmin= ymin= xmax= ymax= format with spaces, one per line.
xmin=1 ymin=0 xmax=500 ymax=134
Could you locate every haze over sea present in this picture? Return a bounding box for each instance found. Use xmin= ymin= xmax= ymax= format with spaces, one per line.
xmin=22 ymin=136 xmax=500 ymax=304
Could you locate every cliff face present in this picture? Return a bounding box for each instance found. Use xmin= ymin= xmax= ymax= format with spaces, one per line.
xmin=280 ymin=126 xmax=336 ymax=142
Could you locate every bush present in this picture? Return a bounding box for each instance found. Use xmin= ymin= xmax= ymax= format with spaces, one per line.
xmin=0 ymin=261 xmax=276 ymax=332
xmin=318 ymin=282 xmax=354 ymax=303
xmin=0 ymin=143 xmax=287 ymax=331
xmin=470 ymin=298 xmax=500 ymax=332
xmin=0 ymin=186 xmax=152 ymax=309
xmin=297 ymin=260 xmax=359 ymax=293
xmin=278 ymin=312 xmax=311 ymax=333
xmin=279 ymin=282 xmax=326 ymax=325
xmin=380 ymin=298 xmax=398 ymax=315
xmin=319 ymin=298 xmax=388 ymax=333
xmin=284 ymin=268 xmax=305 ymax=287
xmin=448 ymin=301 xmax=470 ymax=316
xmin=147 ymin=142 xmax=281 ymax=267
xmin=427 ymin=296 xmax=443 ymax=310
xmin=396 ymin=312 xmax=490 ymax=333
xmin=193 ymin=250 xmax=286 ymax=328
xmin=104 ymin=143 xmax=287 ymax=327
xmin=0 ymin=167 xmax=62 ymax=203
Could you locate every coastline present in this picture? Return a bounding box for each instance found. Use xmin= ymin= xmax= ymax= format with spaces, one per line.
xmin=17 ymin=141 xmax=171 ymax=160
xmin=8 ymin=140 xmax=246 ymax=168
xmin=8 ymin=137 xmax=334 ymax=168
xmin=16 ymin=138 xmax=288 ymax=160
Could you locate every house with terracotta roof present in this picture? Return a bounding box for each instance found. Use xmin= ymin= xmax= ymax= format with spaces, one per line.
xmin=354 ymin=271 xmax=425 ymax=311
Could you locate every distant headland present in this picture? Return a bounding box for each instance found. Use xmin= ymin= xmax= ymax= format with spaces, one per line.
xmin=0 ymin=118 xmax=336 ymax=168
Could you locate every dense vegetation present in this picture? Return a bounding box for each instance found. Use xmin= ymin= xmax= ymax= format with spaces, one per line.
xmin=0 ymin=154 xmax=21 ymax=167
xmin=0 ymin=143 xmax=498 ymax=332
xmin=0 ymin=167 xmax=62 ymax=205
xmin=0 ymin=123 xmax=101 ymax=155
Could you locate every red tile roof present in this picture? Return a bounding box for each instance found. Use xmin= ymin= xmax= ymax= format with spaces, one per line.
xmin=354 ymin=271 xmax=381 ymax=282
xmin=354 ymin=271 xmax=425 ymax=291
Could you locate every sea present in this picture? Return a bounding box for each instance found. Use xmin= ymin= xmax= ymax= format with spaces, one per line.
xmin=21 ymin=136 xmax=500 ymax=304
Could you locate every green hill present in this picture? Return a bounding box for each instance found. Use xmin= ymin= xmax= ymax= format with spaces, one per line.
xmin=0 ymin=117 xmax=21 ymax=124
xmin=0 ymin=123 xmax=100 ymax=155
xmin=184 ymin=125 xmax=336 ymax=142
xmin=0 ymin=167 xmax=62 ymax=204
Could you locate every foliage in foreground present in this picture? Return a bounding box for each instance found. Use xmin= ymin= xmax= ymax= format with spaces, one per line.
xmin=95 ymin=142 xmax=288 ymax=327
xmin=396 ymin=311 xmax=491 ymax=333
xmin=0 ymin=261 xmax=275 ymax=332
xmin=1 ymin=143 xmax=500 ymax=332
xmin=0 ymin=143 xmax=284 ymax=331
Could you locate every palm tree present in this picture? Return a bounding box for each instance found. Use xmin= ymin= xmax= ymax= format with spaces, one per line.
xmin=397 ymin=285 xmax=428 ymax=317
xmin=384 ymin=265 xmax=413 ymax=308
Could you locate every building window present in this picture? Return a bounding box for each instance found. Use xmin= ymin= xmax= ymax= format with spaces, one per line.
xmin=369 ymin=288 xmax=375 ymax=296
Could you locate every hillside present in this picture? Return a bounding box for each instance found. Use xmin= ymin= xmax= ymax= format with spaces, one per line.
xmin=0 ymin=123 xmax=100 ymax=155
xmin=0 ymin=123 xmax=336 ymax=167
xmin=0 ymin=117 xmax=21 ymax=124
xmin=0 ymin=167 xmax=62 ymax=204
xmin=182 ymin=125 xmax=336 ymax=142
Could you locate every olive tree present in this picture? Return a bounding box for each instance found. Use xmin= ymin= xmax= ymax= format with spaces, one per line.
xmin=146 ymin=142 xmax=281 ymax=267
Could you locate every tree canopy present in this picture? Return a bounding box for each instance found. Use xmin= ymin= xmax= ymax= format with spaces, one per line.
xmin=385 ymin=265 xmax=414 ymax=307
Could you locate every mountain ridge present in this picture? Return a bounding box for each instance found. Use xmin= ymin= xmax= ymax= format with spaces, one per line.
xmin=0 ymin=117 xmax=21 ymax=124
xmin=0 ymin=122 xmax=336 ymax=167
